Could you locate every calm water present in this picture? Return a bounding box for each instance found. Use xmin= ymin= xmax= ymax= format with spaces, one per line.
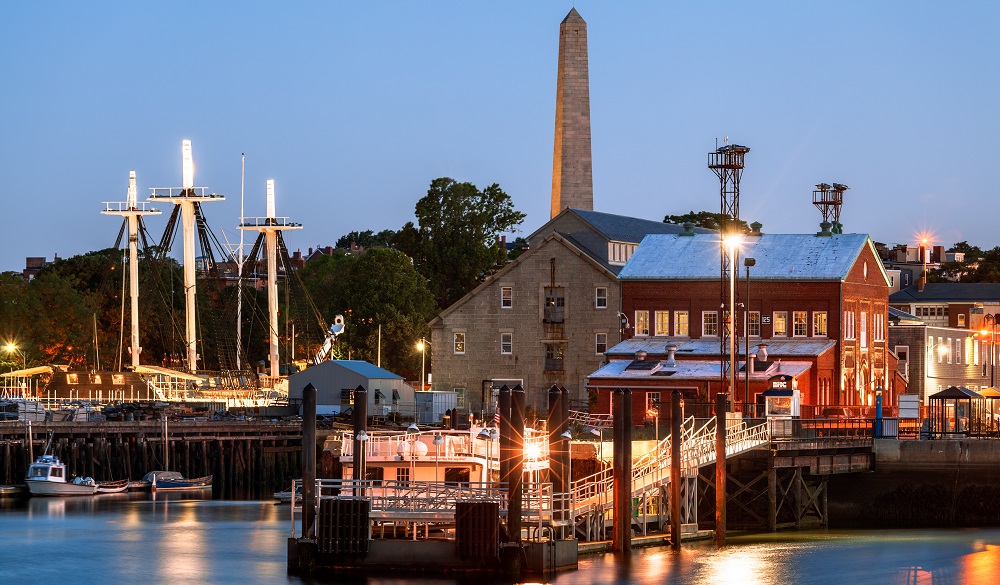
xmin=1 ymin=494 xmax=999 ymax=585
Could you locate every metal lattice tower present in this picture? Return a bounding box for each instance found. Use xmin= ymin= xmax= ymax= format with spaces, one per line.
xmin=708 ymin=143 xmax=750 ymax=399
xmin=812 ymin=182 xmax=848 ymax=233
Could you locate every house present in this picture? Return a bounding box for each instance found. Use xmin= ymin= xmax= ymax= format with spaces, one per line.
xmin=427 ymin=208 xmax=712 ymax=418
xmin=889 ymin=282 xmax=1000 ymax=329
xmin=592 ymin=225 xmax=899 ymax=412
xmin=288 ymin=360 xmax=415 ymax=417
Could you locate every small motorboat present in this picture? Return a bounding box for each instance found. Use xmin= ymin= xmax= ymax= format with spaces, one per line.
xmin=144 ymin=470 xmax=212 ymax=492
xmin=25 ymin=454 xmax=98 ymax=496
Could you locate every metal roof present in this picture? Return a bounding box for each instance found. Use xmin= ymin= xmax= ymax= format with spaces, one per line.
xmin=890 ymin=283 xmax=1000 ymax=303
xmin=331 ymin=360 xmax=402 ymax=380
xmin=888 ymin=306 xmax=923 ymax=325
xmin=588 ymin=358 xmax=811 ymax=381
xmin=619 ymin=233 xmax=871 ymax=281
xmin=570 ymin=209 xmax=713 ymax=244
xmin=605 ymin=337 xmax=836 ymax=358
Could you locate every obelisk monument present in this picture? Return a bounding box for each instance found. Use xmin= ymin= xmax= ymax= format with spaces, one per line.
xmin=551 ymin=8 xmax=594 ymax=218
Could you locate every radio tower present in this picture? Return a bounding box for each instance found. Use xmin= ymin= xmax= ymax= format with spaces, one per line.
xmin=708 ymin=142 xmax=750 ymax=406
xmin=149 ymin=140 xmax=225 ymax=373
xmin=812 ymin=182 xmax=848 ymax=233
xmin=101 ymin=171 xmax=161 ymax=368
xmin=240 ymin=180 xmax=302 ymax=379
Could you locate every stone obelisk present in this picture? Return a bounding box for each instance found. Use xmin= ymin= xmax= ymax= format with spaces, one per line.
xmin=551 ymin=8 xmax=594 ymax=219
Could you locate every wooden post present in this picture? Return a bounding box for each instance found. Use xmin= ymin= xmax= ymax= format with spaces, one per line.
xmin=715 ymin=392 xmax=727 ymax=546
xmin=547 ymin=385 xmax=564 ymax=496
xmin=613 ymin=388 xmax=633 ymax=560
xmin=767 ymin=462 xmax=777 ymax=532
xmin=302 ymin=383 xmax=317 ymax=539
xmin=353 ymin=386 xmax=368 ymax=483
xmin=670 ymin=390 xmax=682 ymax=550
xmin=509 ymin=384 xmax=525 ymax=543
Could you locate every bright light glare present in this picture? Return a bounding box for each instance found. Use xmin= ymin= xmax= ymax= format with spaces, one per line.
xmin=723 ymin=233 xmax=742 ymax=251
xmin=525 ymin=443 xmax=541 ymax=460
xmin=416 ymin=341 xmax=425 ymax=351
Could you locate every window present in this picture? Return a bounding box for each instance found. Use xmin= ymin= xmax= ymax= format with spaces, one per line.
xmin=748 ymin=311 xmax=761 ymax=337
xmin=860 ymin=312 xmax=868 ymax=348
xmin=646 ymin=391 xmax=661 ymax=412
xmin=813 ymin=312 xmax=828 ymax=337
xmin=340 ymin=389 xmax=353 ymax=407
xmin=674 ymin=311 xmax=689 ymax=336
xmin=635 ymin=310 xmax=650 ymax=336
xmin=545 ymin=343 xmax=565 ymax=371
xmin=67 ymin=373 xmax=79 ymax=385
xmin=453 ymin=332 xmax=466 ymax=354
xmin=500 ymin=332 xmax=512 ymax=354
xmin=975 ymin=339 xmax=980 ymax=366
xmin=844 ymin=311 xmax=856 ymax=340
xmin=396 ymin=468 xmax=410 ymax=483
xmin=500 ymin=286 xmax=512 ymax=308
xmin=112 ymin=374 xmax=125 ymax=385
xmin=702 ymin=311 xmax=719 ymax=336
xmin=454 ymin=387 xmax=466 ymax=408
xmin=595 ymin=287 xmax=608 ymax=309
xmin=947 ymin=338 xmax=953 ymax=364
xmin=774 ymin=311 xmax=788 ymax=337
xmin=595 ymin=333 xmax=608 ymax=354
xmin=793 ymin=311 xmax=808 ymax=337
xmin=544 ymin=287 xmax=565 ymax=323
xmin=955 ymin=338 xmax=961 ymax=365
xmin=958 ymin=314 xmax=966 ymax=327
xmin=655 ymin=311 xmax=670 ymax=336
xmin=873 ymin=313 xmax=885 ymax=342
xmin=445 ymin=467 xmax=471 ymax=484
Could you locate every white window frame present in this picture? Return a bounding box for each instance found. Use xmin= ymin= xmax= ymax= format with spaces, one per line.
xmin=453 ymin=332 xmax=466 ymax=354
xmin=674 ymin=311 xmax=689 ymax=336
xmin=813 ymin=312 xmax=828 ymax=337
xmin=748 ymin=311 xmax=761 ymax=337
xmin=635 ymin=310 xmax=650 ymax=336
xmin=595 ymin=287 xmax=608 ymax=309
xmin=702 ymin=311 xmax=719 ymax=337
xmin=774 ymin=311 xmax=788 ymax=337
xmin=500 ymin=286 xmax=512 ymax=309
xmin=595 ymin=332 xmax=608 ymax=355
xmin=793 ymin=311 xmax=808 ymax=337
xmin=654 ymin=311 xmax=670 ymax=336
xmin=500 ymin=332 xmax=512 ymax=355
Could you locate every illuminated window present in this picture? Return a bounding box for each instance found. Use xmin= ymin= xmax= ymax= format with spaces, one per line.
xmin=655 ymin=311 xmax=669 ymax=336
xmin=500 ymin=286 xmax=512 ymax=308
xmin=674 ymin=311 xmax=689 ymax=336
xmin=748 ymin=311 xmax=761 ymax=337
xmin=67 ymin=373 xmax=79 ymax=385
xmin=703 ymin=311 xmax=719 ymax=337
xmin=635 ymin=311 xmax=650 ymax=336
xmin=813 ymin=312 xmax=828 ymax=337
xmin=112 ymin=374 xmax=125 ymax=385
xmin=544 ymin=287 xmax=565 ymax=323
xmin=453 ymin=332 xmax=466 ymax=354
xmin=774 ymin=311 xmax=788 ymax=337
xmin=793 ymin=311 xmax=808 ymax=337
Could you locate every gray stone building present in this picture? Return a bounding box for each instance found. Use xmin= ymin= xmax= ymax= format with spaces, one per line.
xmin=427 ymin=209 xmax=712 ymax=418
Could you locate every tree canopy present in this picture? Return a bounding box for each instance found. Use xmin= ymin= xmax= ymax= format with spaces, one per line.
xmin=663 ymin=210 xmax=749 ymax=232
xmin=335 ymin=229 xmax=396 ymax=250
xmin=392 ymin=177 xmax=525 ymax=309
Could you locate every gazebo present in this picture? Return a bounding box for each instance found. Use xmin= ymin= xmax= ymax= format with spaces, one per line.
xmin=975 ymin=387 xmax=1000 ymax=437
xmin=927 ymin=386 xmax=982 ymax=438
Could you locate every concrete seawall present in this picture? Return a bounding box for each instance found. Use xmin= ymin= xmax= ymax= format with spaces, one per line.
xmin=828 ymin=440 xmax=1000 ymax=528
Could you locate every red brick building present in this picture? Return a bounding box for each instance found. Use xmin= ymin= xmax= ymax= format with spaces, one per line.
xmin=586 ymin=228 xmax=900 ymax=414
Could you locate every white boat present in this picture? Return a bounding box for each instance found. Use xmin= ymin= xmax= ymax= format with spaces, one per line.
xmin=25 ymin=454 xmax=98 ymax=496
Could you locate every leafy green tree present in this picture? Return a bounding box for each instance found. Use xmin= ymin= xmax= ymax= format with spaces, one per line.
xmin=663 ymin=210 xmax=748 ymax=232
xmin=393 ymin=178 xmax=526 ymax=309
xmin=336 ymin=229 xmax=396 ymax=250
xmin=507 ymin=237 xmax=529 ymax=261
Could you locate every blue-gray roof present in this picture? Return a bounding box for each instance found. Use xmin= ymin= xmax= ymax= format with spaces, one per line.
xmin=889 ymin=283 xmax=1000 ymax=303
xmin=888 ymin=306 xmax=923 ymax=325
xmin=571 ymin=209 xmax=714 ymax=243
xmin=619 ymin=233 xmax=872 ymax=281
xmin=332 ymin=360 xmax=402 ymax=380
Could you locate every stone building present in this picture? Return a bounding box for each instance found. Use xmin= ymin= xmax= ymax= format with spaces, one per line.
xmin=600 ymin=227 xmax=899 ymax=410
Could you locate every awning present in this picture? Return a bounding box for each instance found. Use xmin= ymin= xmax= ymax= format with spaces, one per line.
xmin=1 ymin=366 xmax=53 ymax=378
xmin=375 ymin=389 xmax=386 ymax=400
xmin=133 ymin=365 xmax=203 ymax=382
xmin=392 ymin=389 xmax=401 ymax=400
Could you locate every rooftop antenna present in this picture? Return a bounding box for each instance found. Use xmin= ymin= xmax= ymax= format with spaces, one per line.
xmin=708 ymin=141 xmax=750 ymax=408
xmin=149 ymin=140 xmax=226 ymax=373
xmin=240 ymin=179 xmax=302 ymax=379
xmin=102 ymin=171 xmax=161 ymax=369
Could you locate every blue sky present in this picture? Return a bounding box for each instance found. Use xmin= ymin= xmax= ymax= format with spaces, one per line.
xmin=2 ymin=2 xmax=997 ymax=272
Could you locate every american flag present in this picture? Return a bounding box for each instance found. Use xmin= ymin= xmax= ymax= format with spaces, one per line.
xmin=493 ymin=403 xmax=500 ymax=426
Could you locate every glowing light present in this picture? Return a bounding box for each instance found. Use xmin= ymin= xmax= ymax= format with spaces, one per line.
xmin=416 ymin=341 xmax=425 ymax=351
xmin=181 ymin=140 xmax=194 ymax=189
xmin=525 ymin=443 xmax=541 ymax=460
xmin=723 ymin=233 xmax=743 ymax=251
xmin=127 ymin=171 xmax=137 ymax=208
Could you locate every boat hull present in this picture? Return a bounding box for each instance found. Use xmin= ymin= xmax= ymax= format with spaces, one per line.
xmin=27 ymin=479 xmax=98 ymax=497
xmin=152 ymin=475 xmax=212 ymax=491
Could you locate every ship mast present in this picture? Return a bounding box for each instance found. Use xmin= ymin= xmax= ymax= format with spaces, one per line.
xmin=240 ymin=180 xmax=301 ymax=378
xmin=101 ymin=171 xmax=161 ymax=368
xmin=149 ymin=141 xmax=225 ymax=373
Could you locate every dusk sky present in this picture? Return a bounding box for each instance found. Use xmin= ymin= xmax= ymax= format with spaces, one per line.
xmin=2 ymin=2 xmax=997 ymax=272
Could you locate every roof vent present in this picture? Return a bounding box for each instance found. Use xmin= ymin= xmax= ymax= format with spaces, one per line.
xmin=749 ymin=221 xmax=763 ymax=236
xmin=817 ymin=221 xmax=833 ymax=237
xmin=665 ymin=344 xmax=677 ymax=367
xmin=680 ymin=222 xmax=695 ymax=236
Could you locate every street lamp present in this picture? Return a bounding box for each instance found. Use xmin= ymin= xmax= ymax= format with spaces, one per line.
xmin=3 ymin=343 xmax=25 ymax=371
xmin=744 ymin=257 xmax=756 ymax=410
xmin=476 ymin=427 xmax=499 ymax=482
xmin=985 ymin=315 xmax=998 ymax=387
xmin=432 ymin=433 xmax=444 ymax=483
xmin=646 ymin=406 xmax=659 ymax=442
xmin=724 ymin=234 xmax=742 ymax=410
xmin=416 ymin=337 xmax=431 ymax=391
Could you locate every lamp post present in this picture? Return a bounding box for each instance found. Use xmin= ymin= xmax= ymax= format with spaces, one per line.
xmin=744 ymin=258 xmax=755 ymax=410
xmin=407 ymin=422 xmax=420 ymax=484
xmin=986 ymin=314 xmax=998 ymax=388
xmin=476 ymin=427 xmax=499 ymax=482
xmin=724 ymin=235 xmax=741 ymax=411
xmin=432 ymin=433 xmax=444 ymax=483
xmin=3 ymin=344 xmax=25 ymax=371
xmin=416 ymin=337 xmax=430 ymax=391
xmin=646 ymin=406 xmax=659 ymax=442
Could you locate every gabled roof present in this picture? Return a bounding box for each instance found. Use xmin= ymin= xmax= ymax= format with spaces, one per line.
xmin=330 ymin=360 xmax=402 ymax=380
xmin=619 ymin=233 xmax=876 ymax=281
xmin=526 ymin=208 xmax=713 ymax=245
xmin=890 ymin=283 xmax=1000 ymax=303
xmin=429 ymin=232 xmax=618 ymax=326
xmin=888 ymin=306 xmax=923 ymax=325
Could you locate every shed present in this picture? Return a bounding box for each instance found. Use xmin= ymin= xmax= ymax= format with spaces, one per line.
xmin=288 ymin=360 xmax=415 ymax=417
xmin=927 ymin=386 xmax=982 ymax=438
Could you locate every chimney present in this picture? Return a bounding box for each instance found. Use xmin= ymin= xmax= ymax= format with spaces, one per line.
xmin=680 ymin=221 xmax=695 ymax=236
xmin=635 ymin=350 xmax=647 ymax=361
xmin=918 ymin=275 xmax=925 ymax=292
xmin=817 ymin=221 xmax=833 ymax=237
xmin=749 ymin=221 xmax=763 ymax=236
xmin=665 ymin=344 xmax=677 ymax=367
xmin=758 ymin=344 xmax=768 ymax=362
xmin=309 ymin=247 xmax=314 ymax=256
xmin=748 ymin=352 xmax=756 ymax=374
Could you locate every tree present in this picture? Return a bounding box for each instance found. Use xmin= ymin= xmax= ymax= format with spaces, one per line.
xmin=948 ymin=241 xmax=984 ymax=261
xmin=663 ymin=210 xmax=749 ymax=232
xmin=393 ymin=178 xmax=526 ymax=309
xmin=335 ymin=229 xmax=396 ymax=250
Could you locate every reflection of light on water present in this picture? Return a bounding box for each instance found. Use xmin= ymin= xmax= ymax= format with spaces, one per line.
xmin=958 ymin=543 xmax=1000 ymax=585
xmin=155 ymin=502 xmax=207 ymax=583
xmin=699 ymin=546 xmax=779 ymax=585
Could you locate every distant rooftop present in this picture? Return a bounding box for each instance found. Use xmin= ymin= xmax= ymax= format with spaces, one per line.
xmin=605 ymin=337 xmax=836 ymax=358
xmin=588 ymin=357 xmax=811 ymax=382
xmin=570 ymin=209 xmax=714 ymax=243
xmin=890 ymin=283 xmax=1000 ymax=303
xmin=331 ymin=360 xmax=402 ymax=380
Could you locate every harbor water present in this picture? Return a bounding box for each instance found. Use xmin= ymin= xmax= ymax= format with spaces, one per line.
xmin=1 ymin=494 xmax=998 ymax=585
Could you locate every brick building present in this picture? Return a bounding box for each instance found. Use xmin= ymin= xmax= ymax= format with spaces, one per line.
xmin=587 ymin=228 xmax=900 ymax=413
